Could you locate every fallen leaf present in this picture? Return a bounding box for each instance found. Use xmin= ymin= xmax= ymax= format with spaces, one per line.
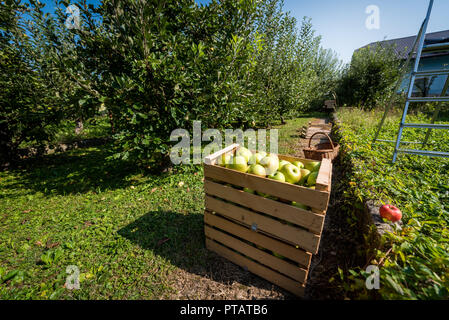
xmin=22 ymin=210 xmax=32 ymax=213
xmin=35 ymin=241 xmax=43 ymax=247
xmin=151 ymin=188 xmax=157 ymax=193
xmin=46 ymin=241 xmax=60 ymax=249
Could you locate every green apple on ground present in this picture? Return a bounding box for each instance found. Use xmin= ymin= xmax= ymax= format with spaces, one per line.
xmin=307 ymin=171 xmax=318 ymax=186
xmin=305 ymin=161 xmax=321 ymax=172
xmin=248 ymin=164 xmax=266 ymax=177
xmin=248 ymin=152 xmax=265 ymax=165
xmin=298 ymin=168 xmax=311 ymax=185
xmin=217 ymin=153 xmax=231 ymax=166
xmin=279 ymin=160 xmax=291 ymax=170
xmin=226 ymin=155 xmax=248 ymax=172
xmin=291 ymin=201 xmax=310 ymax=210
xmin=236 ymin=147 xmax=252 ymax=163
xmin=268 ymin=171 xmax=286 ymax=182
xmin=259 ymin=155 xmax=279 ymax=175
xmin=280 ymin=163 xmax=301 ymax=184
xmin=292 ymin=160 xmax=304 ymax=169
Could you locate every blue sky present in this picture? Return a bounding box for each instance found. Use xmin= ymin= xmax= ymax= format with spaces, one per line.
xmin=40 ymin=0 xmax=449 ymax=63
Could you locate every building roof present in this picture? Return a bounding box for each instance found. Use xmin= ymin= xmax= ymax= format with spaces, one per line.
xmin=360 ymin=29 xmax=449 ymax=59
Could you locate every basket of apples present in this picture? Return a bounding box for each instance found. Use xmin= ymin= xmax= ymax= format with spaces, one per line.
xmin=203 ymin=144 xmax=332 ymax=297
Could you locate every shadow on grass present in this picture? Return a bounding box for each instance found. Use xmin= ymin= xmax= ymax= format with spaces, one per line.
xmin=1 ymin=143 xmax=143 ymax=198
xmin=118 ymin=210 xmax=292 ymax=298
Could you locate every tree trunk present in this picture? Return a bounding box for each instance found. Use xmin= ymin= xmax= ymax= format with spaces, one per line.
xmin=75 ymin=118 xmax=84 ymax=135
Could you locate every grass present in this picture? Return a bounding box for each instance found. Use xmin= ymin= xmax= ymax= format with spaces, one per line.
xmin=335 ymin=107 xmax=449 ymax=299
xmin=273 ymin=112 xmax=328 ymax=155
xmin=0 ymin=114 xmax=320 ymax=299
xmin=19 ymin=116 xmax=111 ymax=150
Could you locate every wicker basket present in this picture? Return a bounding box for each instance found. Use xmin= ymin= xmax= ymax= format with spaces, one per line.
xmin=303 ymin=131 xmax=340 ymax=161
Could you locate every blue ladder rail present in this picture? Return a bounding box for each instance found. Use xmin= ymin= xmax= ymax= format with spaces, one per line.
xmin=371 ymin=0 xmax=449 ymax=163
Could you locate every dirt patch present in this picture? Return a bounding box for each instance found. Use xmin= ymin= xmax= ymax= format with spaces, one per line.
xmin=166 ymin=255 xmax=291 ymax=300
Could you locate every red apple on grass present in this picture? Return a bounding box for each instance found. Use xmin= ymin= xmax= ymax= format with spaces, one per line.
xmin=379 ymin=204 xmax=402 ymax=222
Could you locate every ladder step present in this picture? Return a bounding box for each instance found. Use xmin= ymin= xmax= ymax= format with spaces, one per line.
xmin=413 ymin=69 xmax=449 ymax=77
xmin=397 ymin=149 xmax=449 ymax=158
xmin=407 ymin=96 xmax=449 ymax=102
xmin=401 ymin=123 xmax=449 ymax=129
xmin=422 ymin=42 xmax=449 ymax=52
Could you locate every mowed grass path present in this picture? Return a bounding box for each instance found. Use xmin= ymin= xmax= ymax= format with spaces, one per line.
xmin=0 ymin=115 xmax=318 ymax=299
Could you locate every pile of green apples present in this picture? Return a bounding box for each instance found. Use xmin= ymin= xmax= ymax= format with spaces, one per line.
xmin=218 ymin=147 xmax=321 ymax=209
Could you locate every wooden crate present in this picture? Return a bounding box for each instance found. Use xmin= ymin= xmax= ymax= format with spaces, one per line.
xmin=203 ymin=144 xmax=332 ymax=297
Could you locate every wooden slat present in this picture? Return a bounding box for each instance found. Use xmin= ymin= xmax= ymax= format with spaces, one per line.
xmin=203 ymin=164 xmax=329 ymax=211
xmin=204 ymin=180 xmax=324 ymax=234
xmin=204 ymin=144 xmax=239 ymax=165
xmin=206 ymin=239 xmax=305 ymax=297
xmin=316 ymin=158 xmax=332 ymax=192
xmin=205 ymin=226 xmax=308 ymax=283
xmin=205 ymin=196 xmax=320 ymax=254
xmin=204 ymin=211 xmax=311 ymax=268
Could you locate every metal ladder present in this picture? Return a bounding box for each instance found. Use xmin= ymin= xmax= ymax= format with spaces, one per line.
xmin=372 ymin=0 xmax=449 ymax=163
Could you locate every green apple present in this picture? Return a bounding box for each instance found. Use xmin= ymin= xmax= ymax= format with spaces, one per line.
xmin=291 ymin=201 xmax=310 ymax=210
xmin=226 ymin=155 xmax=248 ymax=173
xmin=259 ymin=155 xmax=279 ymax=175
xmin=305 ymin=161 xmax=321 ymax=172
xmin=292 ymin=161 xmax=304 ymax=169
xmin=307 ymin=171 xmax=318 ymax=186
xmin=280 ymin=163 xmax=301 ymax=184
xmin=279 ymin=160 xmax=291 ymax=170
xmin=298 ymin=168 xmax=311 ymax=185
xmin=243 ymin=187 xmax=255 ymax=194
xmin=268 ymin=171 xmax=285 ymax=182
xmin=273 ymin=252 xmax=285 ymax=259
xmin=248 ymin=164 xmax=266 ymax=177
xmin=217 ymin=153 xmax=231 ymax=167
xmin=257 ymin=151 xmax=267 ymax=158
xmin=236 ymin=147 xmax=252 ymax=163
xmin=256 ymin=191 xmax=278 ymax=200
xmin=248 ymin=152 xmax=265 ymax=165
xmin=256 ymin=190 xmax=269 ymax=198
xmin=267 ymin=153 xmax=279 ymax=163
